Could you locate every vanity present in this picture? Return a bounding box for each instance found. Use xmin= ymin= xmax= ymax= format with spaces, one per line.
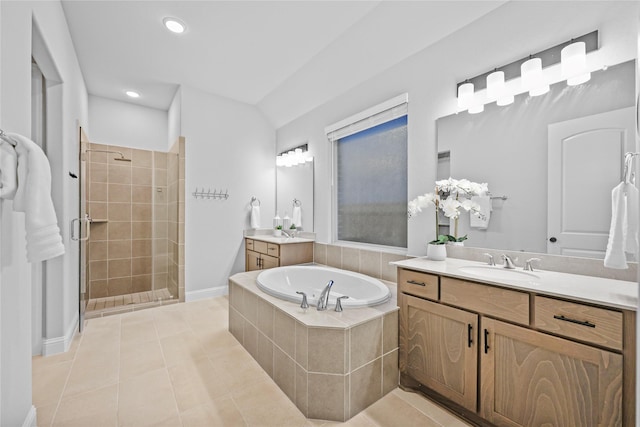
xmin=245 ymin=235 xmax=314 ymax=271
xmin=394 ymin=256 xmax=636 ymax=427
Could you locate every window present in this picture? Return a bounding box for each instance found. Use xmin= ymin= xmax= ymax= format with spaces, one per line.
xmin=327 ymin=95 xmax=408 ymax=248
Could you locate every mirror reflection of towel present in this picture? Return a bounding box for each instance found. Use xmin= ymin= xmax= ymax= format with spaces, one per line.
xmin=604 ymin=182 xmax=638 ymax=269
xmin=292 ymin=206 xmax=302 ymax=229
xmin=470 ymin=195 xmax=491 ymax=229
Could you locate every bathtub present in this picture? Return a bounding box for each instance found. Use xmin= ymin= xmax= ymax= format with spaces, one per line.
xmin=256 ymin=265 xmax=391 ymax=308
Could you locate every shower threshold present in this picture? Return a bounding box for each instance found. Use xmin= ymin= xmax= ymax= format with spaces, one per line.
xmin=85 ymin=289 xmax=177 ymax=319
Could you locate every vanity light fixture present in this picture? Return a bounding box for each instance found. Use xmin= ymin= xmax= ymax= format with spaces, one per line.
xmin=457 ymin=81 xmax=474 ymax=111
xmin=163 ymin=17 xmax=186 ymax=34
xmin=521 ymin=57 xmax=549 ymax=97
xmin=276 ymin=143 xmax=312 ymax=168
xmin=561 ymin=41 xmax=591 ymax=85
xmin=486 ymin=70 xmax=513 ymax=106
xmin=125 ymin=90 xmax=140 ymax=98
xmin=468 ymin=103 xmax=484 ymax=114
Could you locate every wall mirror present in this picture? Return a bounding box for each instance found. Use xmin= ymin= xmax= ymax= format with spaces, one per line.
xmin=436 ymin=60 xmax=636 ymax=258
xmin=276 ymin=161 xmax=314 ymax=232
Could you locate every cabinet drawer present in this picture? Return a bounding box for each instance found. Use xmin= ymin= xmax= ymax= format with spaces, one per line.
xmin=266 ymin=243 xmax=279 ymax=257
xmin=253 ymin=240 xmax=268 ymax=254
xmin=398 ymin=269 xmax=438 ymax=300
xmin=246 ymin=239 xmax=254 ymax=251
xmin=441 ymin=277 xmax=529 ymax=325
xmin=534 ymin=296 xmax=623 ymax=350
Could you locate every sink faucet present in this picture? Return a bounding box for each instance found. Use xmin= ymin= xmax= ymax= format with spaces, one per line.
xmin=501 ymin=254 xmax=516 ymax=269
xmin=317 ymin=280 xmax=334 ymax=311
xmin=281 ymin=230 xmax=294 ymax=238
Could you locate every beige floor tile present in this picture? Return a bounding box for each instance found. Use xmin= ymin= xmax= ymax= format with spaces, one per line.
xmin=153 ymin=308 xmax=191 ymax=339
xmin=168 ymin=357 xmax=228 ymax=412
xmin=159 ymin=330 xmax=207 ymax=367
xmin=362 ymin=392 xmax=442 ymax=427
xmin=391 ymin=388 xmax=471 ymax=426
xmin=118 ymin=368 xmax=179 ymax=427
xmin=194 ymin=328 xmax=239 ymax=355
xmin=120 ymin=318 xmax=158 ymax=345
xmin=120 ymin=340 xmax=165 ymax=380
xmin=207 ymin=346 xmax=271 ymax=393
xmin=232 ymin=379 xmax=306 ymax=427
xmin=35 ymin=403 xmax=58 ymax=427
xmin=32 ymin=359 xmax=73 ymax=407
xmin=62 ymin=351 xmax=119 ymax=398
xmin=53 ymin=384 xmax=118 ymax=427
xmin=180 ymin=397 xmax=246 ymax=427
xmin=120 ymin=308 xmax=155 ymax=325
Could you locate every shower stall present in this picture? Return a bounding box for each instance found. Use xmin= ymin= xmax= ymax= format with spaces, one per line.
xmin=78 ymin=131 xmax=185 ymax=319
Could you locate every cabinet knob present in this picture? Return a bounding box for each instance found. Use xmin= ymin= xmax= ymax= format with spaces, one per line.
xmin=549 ymin=237 xmax=557 ymax=243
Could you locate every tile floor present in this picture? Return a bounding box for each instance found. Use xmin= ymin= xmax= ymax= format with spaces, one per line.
xmin=33 ymin=296 xmax=472 ymax=427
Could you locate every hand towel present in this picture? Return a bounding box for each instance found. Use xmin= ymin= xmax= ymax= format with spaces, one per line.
xmin=292 ymin=206 xmax=302 ymax=229
xmin=470 ymin=195 xmax=491 ymax=229
xmin=0 ymin=141 xmax=18 ymax=199
xmin=9 ymin=133 xmax=65 ymax=263
xmin=604 ymin=182 xmax=639 ymax=269
xmin=250 ymin=205 xmax=261 ymax=229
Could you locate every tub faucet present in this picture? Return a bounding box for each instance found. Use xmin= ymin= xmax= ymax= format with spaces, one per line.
xmin=317 ymin=280 xmax=334 ymax=311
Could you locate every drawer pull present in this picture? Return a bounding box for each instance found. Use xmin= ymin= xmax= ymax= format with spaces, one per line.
xmin=268 ymin=247 xmax=276 ymax=251
xmin=467 ymin=324 xmax=473 ymax=348
xmin=407 ymin=280 xmax=426 ymax=287
xmin=553 ymin=315 xmax=596 ymax=328
xmin=484 ymin=329 xmax=490 ymax=354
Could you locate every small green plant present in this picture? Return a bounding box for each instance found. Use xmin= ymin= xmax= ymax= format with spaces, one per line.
xmin=445 ymin=234 xmax=468 ymax=243
xmin=429 ymin=234 xmax=468 ymax=245
xmin=289 ymin=224 xmax=297 ymax=230
xmin=275 ymin=225 xmax=283 ymax=230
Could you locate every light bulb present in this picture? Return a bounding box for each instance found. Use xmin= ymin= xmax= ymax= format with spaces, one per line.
xmin=457 ymin=82 xmax=474 ymax=110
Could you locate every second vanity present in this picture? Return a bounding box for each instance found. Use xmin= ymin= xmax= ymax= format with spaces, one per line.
xmin=393 ymin=256 xmax=636 ymax=427
xmin=245 ymin=234 xmax=314 ymax=271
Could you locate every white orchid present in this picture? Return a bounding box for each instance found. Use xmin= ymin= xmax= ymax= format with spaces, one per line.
xmin=408 ymin=177 xmax=489 ymax=242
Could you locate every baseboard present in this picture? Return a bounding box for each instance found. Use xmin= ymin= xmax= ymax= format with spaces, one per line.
xmin=22 ymin=405 xmax=36 ymax=427
xmin=185 ymin=285 xmax=228 ymax=302
xmin=42 ymin=311 xmax=78 ymax=356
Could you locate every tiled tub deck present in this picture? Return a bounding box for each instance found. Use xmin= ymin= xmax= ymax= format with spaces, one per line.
xmin=228 ymin=269 xmax=399 ymax=422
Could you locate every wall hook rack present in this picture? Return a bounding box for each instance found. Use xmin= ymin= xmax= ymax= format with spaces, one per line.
xmin=192 ymin=187 xmax=229 ymax=200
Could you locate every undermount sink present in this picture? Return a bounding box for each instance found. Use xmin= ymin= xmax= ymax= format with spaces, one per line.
xmin=458 ymin=265 xmax=540 ymax=280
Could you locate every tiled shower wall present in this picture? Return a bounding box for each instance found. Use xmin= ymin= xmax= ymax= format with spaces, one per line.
xmin=86 ymin=143 xmax=176 ymax=299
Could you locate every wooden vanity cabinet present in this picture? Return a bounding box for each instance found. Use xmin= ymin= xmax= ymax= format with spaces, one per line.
xmin=398 ymin=267 xmax=635 ymax=427
xmin=245 ymin=238 xmax=313 ymax=271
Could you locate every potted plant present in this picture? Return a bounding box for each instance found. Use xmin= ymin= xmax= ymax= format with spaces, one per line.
xmin=408 ymin=177 xmax=488 ymax=260
xmin=274 ymin=224 xmax=283 ymax=237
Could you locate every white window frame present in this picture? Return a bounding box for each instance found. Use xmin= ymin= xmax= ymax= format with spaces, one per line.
xmin=326 ymin=94 xmax=409 ymax=250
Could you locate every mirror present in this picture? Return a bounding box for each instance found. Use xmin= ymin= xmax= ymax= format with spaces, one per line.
xmin=436 ymin=60 xmax=636 ymax=257
xmin=276 ymin=161 xmax=314 ymax=232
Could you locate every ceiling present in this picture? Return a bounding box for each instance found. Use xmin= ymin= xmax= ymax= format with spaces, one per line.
xmin=61 ymin=1 xmax=506 ymax=128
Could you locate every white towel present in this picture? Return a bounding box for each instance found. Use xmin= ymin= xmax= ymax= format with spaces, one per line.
xmin=250 ymin=205 xmax=261 ymax=229
xmin=604 ymin=182 xmax=639 ymax=269
xmin=0 ymin=141 xmax=18 ymax=199
xmin=470 ymin=195 xmax=491 ymax=229
xmin=292 ymin=206 xmax=302 ymax=229
xmin=9 ymin=133 xmax=65 ymax=263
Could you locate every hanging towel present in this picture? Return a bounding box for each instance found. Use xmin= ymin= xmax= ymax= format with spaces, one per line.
xmin=470 ymin=195 xmax=491 ymax=229
xmin=250 ymin=205 xmax=261 ymax=229
xmin=604 ymin=182 xmax=639 ymax=269
xmin=9 ymin=133 xmax=65 ymax=263
xmin=0 ymin=141 xmax=18 ymax=199
xmin=292 ymin=205 xmax=302 ymax=229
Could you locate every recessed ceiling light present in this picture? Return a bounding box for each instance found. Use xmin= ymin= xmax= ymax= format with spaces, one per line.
xmin=125 ymin=90 xmax=140 ymax=98
xmin=163 ymin=17 xmax=185 ymax=34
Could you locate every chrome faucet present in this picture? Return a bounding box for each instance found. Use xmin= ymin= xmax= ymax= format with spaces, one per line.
xmin=484 ymin=253 xmax=495 ymax=266
xmin=281 ymin=229 xmax=295 ymax=238
xmin=501 ymin=254 xmax=516 ymax=269
xmin=335 ymin=296 xmax=349 ymax=312
xmin=524 ymin=258 xmax=541 ymax=272
xmin=317 ymin=280 xmax=334 ymax=311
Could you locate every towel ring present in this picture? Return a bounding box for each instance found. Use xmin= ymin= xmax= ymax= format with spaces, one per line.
xmin=251 ymin=196 xmax=260 ymax=206
xmin=293 ymin=198 xmax=301 ymax=207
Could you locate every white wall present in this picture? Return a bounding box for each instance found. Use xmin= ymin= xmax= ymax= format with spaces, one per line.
xmin=168 ymin=88 xmax=182 ymax=148
xmin=88 ymin=95 xmax=167 ymax=151
xmin=276 ymin=1 xmax=639 ymax=256
xmin=0 ymin=1 xmax=88 ymax=426
xmin=181 ymin=85 xmax=275 ymax=299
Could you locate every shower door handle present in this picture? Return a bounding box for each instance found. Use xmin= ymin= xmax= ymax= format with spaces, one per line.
xmin=71 ymin=214 xmax=91 ymax=241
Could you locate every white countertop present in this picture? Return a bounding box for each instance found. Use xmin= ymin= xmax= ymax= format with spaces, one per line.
xmin=247 ymin=235 xmax=315 ymax=245
xmin=393 ymin=257 xmax=638 ymax=311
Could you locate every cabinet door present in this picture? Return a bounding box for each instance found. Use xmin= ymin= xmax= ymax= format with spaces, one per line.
xmin=402 ymin=294 xmax=478 ymax=412
xmin=481 ymin=318 xmax=623 ymax=427
xmin=246 ymin=250 xmax=262 ymax=271
xmin=261 ymin=254 xmax=279 ymax=270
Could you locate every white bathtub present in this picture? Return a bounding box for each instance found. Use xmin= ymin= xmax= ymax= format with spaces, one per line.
xmin=256 ymin=265 xmax=391 ymax=308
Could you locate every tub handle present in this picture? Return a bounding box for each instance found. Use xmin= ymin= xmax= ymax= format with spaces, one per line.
xmin=335 ymin=296 xmax=349 ymax=312
xmin=296 ymin=291 xmax=309 ymax=309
